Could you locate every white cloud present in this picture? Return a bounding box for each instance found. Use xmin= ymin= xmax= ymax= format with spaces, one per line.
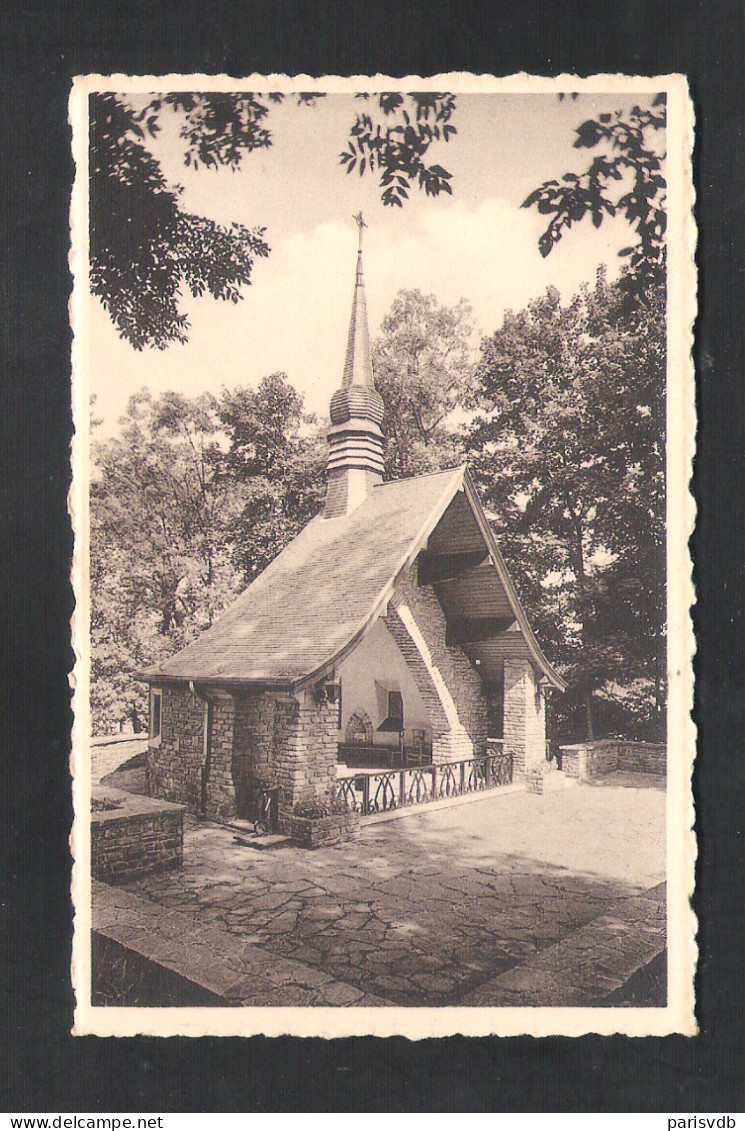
xmin=89 ymin=197 xmax=628 ymax=432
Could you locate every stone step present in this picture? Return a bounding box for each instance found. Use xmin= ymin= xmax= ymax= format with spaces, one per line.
xmin=525 ymin=767 xmax=576 ymax=794
xmin=541 ymin=769 xmax=575 ymax=792
xmin=225 ymin=818 xmax=254 ymax=832
xmin=459 ymin=883 xmax=666 ymax=1007
xmin=232 ymin=833 xmax=291 ymax=851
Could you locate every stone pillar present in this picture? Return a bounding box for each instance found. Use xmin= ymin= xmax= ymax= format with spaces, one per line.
xmin=503 ymin=659 xmax=546 ymax=780
xmin=272 ymin=690 xmax=340 ymax=833
xmin=203 ymin=693 xmax=237 ymax=822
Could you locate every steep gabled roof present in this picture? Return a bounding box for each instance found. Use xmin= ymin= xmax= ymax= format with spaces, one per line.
xmin=140 ymin=465 xmax=566 ymax=691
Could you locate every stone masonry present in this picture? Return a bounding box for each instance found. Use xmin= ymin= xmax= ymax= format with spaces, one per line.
xmin=149 ymin=685 xmax=340 ymax=833
xmin=146 ymin=683 xmax=205 ymax=812
xmin=503 ymin=658 xmax=546 ymax=780
xmin=231 ymin=692 xmax=276 ymax=817
xmin=561 ymin=740 xmax=666 ymax=781
xmin=91 ymin=788 xmax=184 ymax=883
xmin=271 ymin=691 xmax=339 ymax=832
xmin=385 ymin=564 xmax=489 ymax=763
xmin=202 ymin=693 xmax=239 ymax=821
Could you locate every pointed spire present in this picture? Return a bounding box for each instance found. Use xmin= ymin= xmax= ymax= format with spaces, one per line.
xmin=324 ymin=215 xmax=385 ymax=519
xmin=342 ymin=213 xmax=374 ymax=388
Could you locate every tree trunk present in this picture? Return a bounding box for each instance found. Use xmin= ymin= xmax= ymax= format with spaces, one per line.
xmin=570 ymin=517 xmax=596 ymax=742
xmin=584 ymin=686 xmax=595 ymax=741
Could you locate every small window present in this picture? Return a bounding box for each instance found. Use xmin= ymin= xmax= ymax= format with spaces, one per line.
xmin=378 ymin=690 xmax=404 ymax=733
xmin=150 ymin=689 xmax=162 ymax=740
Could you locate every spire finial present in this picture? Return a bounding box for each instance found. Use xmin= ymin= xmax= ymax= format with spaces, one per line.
xmin=353 ymin=210 xmax=367 ymax=253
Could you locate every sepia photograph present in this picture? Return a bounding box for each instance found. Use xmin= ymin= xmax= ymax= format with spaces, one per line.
xmin=69 ymin=73 xmax=695 ymax=1038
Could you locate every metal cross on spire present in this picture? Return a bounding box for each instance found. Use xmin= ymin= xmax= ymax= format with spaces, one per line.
xmin=353 ymin=210 xmax=367 ymax=252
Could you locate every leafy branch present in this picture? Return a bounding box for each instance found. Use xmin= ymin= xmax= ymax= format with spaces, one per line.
xmin=339 ymin=93 xmax=456 ymax=207
xmin=522 ymin=97 xmax=667 ymax=300
xmin=90 ymin=90 xmax=458 ymax=348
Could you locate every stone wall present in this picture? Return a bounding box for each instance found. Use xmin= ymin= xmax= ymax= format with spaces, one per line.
xmin=616 ymin=742 xmax=666 ymax=776
xmin=146 ymin=685 xmax=240 ymax=821
xmin=146 ymin=684 xmax=204 ymax=811
xmin=386 ymin=565 xmax=489 ymax=763
xmin=91 ymin=788 xmax=184 ymax=883
xmin=231 ymin=693 xmax=276 ymax=816
xmin=147 ymin=684 xmax=340 ymax=831
xmin=561 ymin=740 xmax=667 ymax=781
xmin=289 ymin=811 xmax=360 ymax=849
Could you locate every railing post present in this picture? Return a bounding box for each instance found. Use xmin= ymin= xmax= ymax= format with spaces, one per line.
xmin=460 ymin=760 xmax=466 ymax=795
xmin=362 ymin=773 xmax=370 ymax=816
xmin=399 ymin=770 xmax=405 ymax=809
xmin=431 ymin=763 xmax=437 ymax=801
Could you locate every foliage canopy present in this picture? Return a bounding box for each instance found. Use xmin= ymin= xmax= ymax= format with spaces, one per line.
xmin=522 ymin=96 xmax=667 ymax=303
xmin=467 ymin=271 xmax=665 ymax=739
xmin=372 ymin=288 xmax=475 ymax=479
xmin=90 ymin=92 xmax=457 ymax=349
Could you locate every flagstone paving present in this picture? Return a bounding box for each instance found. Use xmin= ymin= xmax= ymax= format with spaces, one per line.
xmin=112 ymin=782 xmax=666 ymax=1006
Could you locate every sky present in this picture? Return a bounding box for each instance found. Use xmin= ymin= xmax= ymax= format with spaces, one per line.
xmin=87 ymin=90 xmax=656 ymax=435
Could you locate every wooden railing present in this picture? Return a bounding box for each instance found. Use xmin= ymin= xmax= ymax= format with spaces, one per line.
xmin=333 ymin=744 xmax=512 ymax=818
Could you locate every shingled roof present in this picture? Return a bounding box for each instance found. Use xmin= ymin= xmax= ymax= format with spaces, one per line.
xmin=140 ymin=465 xmax=565 ymax=692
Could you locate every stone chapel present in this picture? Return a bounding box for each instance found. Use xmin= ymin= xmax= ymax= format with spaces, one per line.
xmin=140 ymin=221 xmax=565 ymax=832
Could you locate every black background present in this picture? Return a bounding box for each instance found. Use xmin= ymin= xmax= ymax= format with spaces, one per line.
xmin=2 ymin=0 xmax=743 ymax=1112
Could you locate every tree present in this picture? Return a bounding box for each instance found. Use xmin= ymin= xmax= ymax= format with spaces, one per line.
xmin=90 ymin=92 xmax=458 ymax=349
xmin=467 ymin=271 xmax=665 ymax=741
xmin=372 ymin=288 xmax=476 ymax=479
xmin=522 ymin=96 xmax=667 ymax=303
xmin=90 ymin=94 xmax=271 ymax=350
xmin=218 ymin=373 xmax=327 ymax=580
xmin=90 ymin=376 xmax=328 ymax=734
xmin=340 ymin=92 xmax=456 ymax=206
xmin=90 ymin=389 xmax=242 ymax=732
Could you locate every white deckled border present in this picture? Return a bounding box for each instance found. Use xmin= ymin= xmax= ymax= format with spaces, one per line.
xmin=70 ymin=71 xmax=697 ymax=1039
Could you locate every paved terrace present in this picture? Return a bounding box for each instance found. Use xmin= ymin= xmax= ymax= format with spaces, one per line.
xmin=100 ymin=779 xmax=666 ymax=1007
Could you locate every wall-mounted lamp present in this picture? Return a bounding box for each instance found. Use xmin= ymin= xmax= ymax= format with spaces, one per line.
xmin=312 ymin=681 xmax=341 ymax=705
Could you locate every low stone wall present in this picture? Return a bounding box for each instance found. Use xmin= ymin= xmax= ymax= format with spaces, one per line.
xmin=561 ymin=740 xmax=666 ymax=782
xmin=616 ymin=742 xmax=666 ymax=776
xmin=91 ymin=787 xmax=184 ymax=883
xmin=289 ymin=811 xmax=360 ymax=849
xmin=91 ymin=932 xmax=227 ymax=1007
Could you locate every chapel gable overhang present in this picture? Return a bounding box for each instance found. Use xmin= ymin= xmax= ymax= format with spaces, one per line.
xmin=294 ymin=465 xmax=566 ymax=693
xmin=137 ymin=463 xmax=565 ymax=694
xmin=414 ymin=471 xmax=567 ymax=691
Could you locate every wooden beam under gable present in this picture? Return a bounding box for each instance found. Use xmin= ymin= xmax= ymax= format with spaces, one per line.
xmin=446 ymin=616 xmax=517 ymax=646
xmin=417 ymin=549 xmax=488 ymax=586
xmin=434 ymin=560 xmax=515 ymax=619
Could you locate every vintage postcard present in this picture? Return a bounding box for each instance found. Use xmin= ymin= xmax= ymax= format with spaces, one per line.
xmin=69 ymin=73 xmax=696 ymax=1037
